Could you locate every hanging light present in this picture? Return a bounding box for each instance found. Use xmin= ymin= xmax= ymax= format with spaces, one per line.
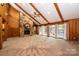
xmin=34 ymin=12 xmax=40 ymax=18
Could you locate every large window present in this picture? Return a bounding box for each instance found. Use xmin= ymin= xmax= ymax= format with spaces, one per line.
xmin=39 ymin=26 xmax=47 ymax=36
xmin=57 ymin=24 xmax=66 ymax=39
xmin=49 ymin=25 xmax=56 ymax=38
xmin=38 ymin=23 xmax=67 ymax=39
xmin=57 ymin=24 xmax=64 ymax=38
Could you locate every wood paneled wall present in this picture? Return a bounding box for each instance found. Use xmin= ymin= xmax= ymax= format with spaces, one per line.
xmin=67 ymin=19 xmax=79 ymax=41
xmin=76 ymin=19 xmax=79 ymax=40
xmin=0 ymin=4 xmax=8 ymax=49
xmin=0 ymin=4 xmax=21 ymax=49
xmin=7 ymin=6 xmax=20 ymax=37
xmin=0 ymin=17 xmax=2 ymax=49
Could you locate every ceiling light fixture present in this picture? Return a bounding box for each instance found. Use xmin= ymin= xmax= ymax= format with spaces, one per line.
xmin=33 ymin=12 xmax=40 ymax=18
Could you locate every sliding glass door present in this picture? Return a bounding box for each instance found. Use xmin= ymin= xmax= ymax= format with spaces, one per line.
xmin=49 ymin=25 xmax=56 ymax=38
xmin=57 ymin=24 xmax=64 ymax=39
xmin=57 ymin=24 xmax=66 ymax=39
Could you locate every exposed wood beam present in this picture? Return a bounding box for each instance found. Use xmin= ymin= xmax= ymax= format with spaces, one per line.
xmin=54 ymin=3 xmax=64 ymax=22
xmin=15 ymin=3 xmax=41 ymax=25
xmin=29 ymin=3 xmax=50 ymax=24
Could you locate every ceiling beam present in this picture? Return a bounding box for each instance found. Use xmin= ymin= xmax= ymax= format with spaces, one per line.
xmin=54 ymin=3 xmax=64 ymax=22
xmin=29 ymin=3 xmax=50 ymax=24
xmin=15 ymin=3 xmax=41 ymax=25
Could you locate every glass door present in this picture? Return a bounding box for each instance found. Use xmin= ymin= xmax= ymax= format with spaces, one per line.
xmin=57 ymin=24 xmax=67 ymax=39
xmin=39 ymin=26 xmax=47 ymax=36
xmin=38 ymin=23 xmax=67 ymax=40
xmin=49 ymin=25 xmax=56 ymax=38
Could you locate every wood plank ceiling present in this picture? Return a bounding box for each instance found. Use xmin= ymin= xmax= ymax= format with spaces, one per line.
xmin=9 ymin=3 xmax=79 ymax=25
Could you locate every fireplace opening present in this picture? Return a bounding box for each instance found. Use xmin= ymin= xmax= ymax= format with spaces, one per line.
xmin=24 ymin=23 xmax=30 ymax=35
xmin=24 ymin=27 xmax=30 ymax=34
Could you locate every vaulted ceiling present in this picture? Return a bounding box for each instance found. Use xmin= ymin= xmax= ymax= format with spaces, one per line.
xmin=9 ymin=3 xmax=79 ymax=25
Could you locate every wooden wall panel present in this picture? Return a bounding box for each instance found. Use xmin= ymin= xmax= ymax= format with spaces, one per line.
xmin=2 ymin=4 xmax=9 ymax=41
xmin=67 ymin=19 xmax=79 ymax=41
xmin=76 ymin=19 xmax=79 ymax=40
xmin=0 ymin=4 xmax=9 ymax=49
xmin=0 ymin=17 xmax=2 ymax=49
xmin=7 ymin=6 xmax=20 ymax=37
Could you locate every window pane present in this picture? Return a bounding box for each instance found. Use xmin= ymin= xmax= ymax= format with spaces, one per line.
xmin=49 ymin=25 xmax=56 ymax=37
xmin=57 ymin=24 xmax=66 ymax=39
xmin=39 ymin=26 xmax=47 ymax=35
xmin=38 ymin=23 xmax=67 ymax=40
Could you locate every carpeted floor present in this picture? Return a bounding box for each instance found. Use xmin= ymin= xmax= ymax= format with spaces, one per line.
xmin=0 ymin=35 xmax=79 ymax=56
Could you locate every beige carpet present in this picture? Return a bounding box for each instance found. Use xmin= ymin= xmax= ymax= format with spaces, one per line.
xmin=0 ymin=35 xmax=79 ymax=56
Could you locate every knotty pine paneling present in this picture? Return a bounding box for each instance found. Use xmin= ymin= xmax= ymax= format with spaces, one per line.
xmin=0 ymin=17 xmax=2 ymax=49
xmin=7 ymin=6 xmax=20 ymax=37
xmin=76 ymin=19 xmax=79 ymax=40
xmin=0 ymin=4 xmax=9 ymax=49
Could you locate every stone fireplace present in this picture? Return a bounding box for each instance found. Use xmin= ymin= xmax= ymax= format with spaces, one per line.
xmin=20 ymin=13 xmax=34 ymax=37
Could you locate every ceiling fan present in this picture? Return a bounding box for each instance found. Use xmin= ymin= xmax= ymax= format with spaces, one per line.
xmin=33 ymin=12 xmax=40 ymax=18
